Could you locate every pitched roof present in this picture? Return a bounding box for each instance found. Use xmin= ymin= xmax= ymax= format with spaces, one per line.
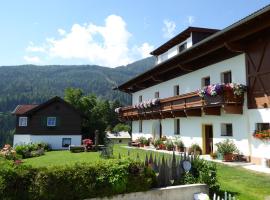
xmin=117 ymin=4 xmax=270 ymax=93
xmin=12 ymin=96 xmax=85 ymax=117
xmin=150 ymin=26 xmax=219 ymax=56
xmin=12 ymin=104 xmax=38 ymax=115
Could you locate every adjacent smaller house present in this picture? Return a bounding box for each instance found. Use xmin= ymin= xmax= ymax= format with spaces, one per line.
xmin=12 ymin=96 xmax=84 ymax=150
xmin=106 ymin=131 xmax=131 ymax=144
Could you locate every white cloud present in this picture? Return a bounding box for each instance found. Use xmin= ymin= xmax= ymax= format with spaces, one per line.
xmin=23 ymin=56 xmax=41 ymax=63
xmin=57 ymin=28 xmax=66 ymax=36
xmin=186 ymin=16 xmax=195 ymax=26
xmin=26 ymin=44 xmax=46 ymax=53
xmin=25 ymin=15 xmax=154 ymax=67
xmin=162 ymin=19 xmax=176 ymax=39
xmin=135 ymin=43 xmax=154 ymax=58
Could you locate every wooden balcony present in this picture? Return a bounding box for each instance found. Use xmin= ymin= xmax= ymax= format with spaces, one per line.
xmin=118 ymin=91 xmax=244 ymax=121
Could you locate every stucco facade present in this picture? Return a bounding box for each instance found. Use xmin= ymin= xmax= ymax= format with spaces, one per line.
xmin=131 ymin=54 xmax=270 ymax=164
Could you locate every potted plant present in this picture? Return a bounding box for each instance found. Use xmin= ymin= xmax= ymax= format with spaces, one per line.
xmin=174 ymin=139 xmax=185 ymax=152
xmin=154 ymin=139 xmax=162 ymax=149
xmin=210 ymin=152 xmax=217 ymax=159
xmin=138 ymin=137 xmax=147 ymax=147
xmin=188 ymin=143 xmax=202 ymax=155
xmin=166 ymin=140 xmax=174 ymax=151
xmin=216 ymin=139 xmax=238 ymax=162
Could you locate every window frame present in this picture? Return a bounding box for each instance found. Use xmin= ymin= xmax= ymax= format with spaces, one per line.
xmin=221 ymin=71 xmax=232 ymax=84
xmin=174 ymin=119 xmax=180 ymax=135
xmin=139 ymin=95 xmax=142 ymax=103
xmin=62 ymin=138 xmax=71 ymax=148
xmin=221 ymin=123 xmax=233 ymax=136
xmin=19 ymin=117 xmax=28 ymax=127
xmin=139 ymin=120 xmax=142 ymax=133
xmin=178 ymin=42 xmax=187 ymax=53
xmin=256 ymin=123 xmax=270 ymax=131
xmin=201 ymin=76 xmax=210 ymax=87
xmin=155 ymin=91 xmax=159 ymax=98
xmin=47 ymin=117 xmax=57 ymax=127
xmin=174 ymin=85 xmax=180 ymax=96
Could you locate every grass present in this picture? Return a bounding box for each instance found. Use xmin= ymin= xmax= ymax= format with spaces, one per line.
xmin=216 ymin=164 xmax=270 ymax=200
xmin=23 ymin=145 xmax=171 ymax=168
xmin=22 ymin=145 xmax=270 ymax=199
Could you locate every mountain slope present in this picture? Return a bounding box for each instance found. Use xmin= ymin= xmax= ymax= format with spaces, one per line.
xmin=0 ymin=57 xmax=155 ymax=112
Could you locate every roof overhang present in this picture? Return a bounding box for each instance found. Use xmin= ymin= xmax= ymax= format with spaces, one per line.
xmin=117 ymin=5 xmax=270 ymax=93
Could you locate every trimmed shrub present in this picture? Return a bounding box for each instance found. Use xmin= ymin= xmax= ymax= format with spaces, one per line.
xmin=15 ymin=142 xmax=50 ymax=159
xmin=0 ymin=159 xmax=156 ymax=200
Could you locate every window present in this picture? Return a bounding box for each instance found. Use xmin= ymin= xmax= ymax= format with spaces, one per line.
xmin=19 ymin=117 xmax=28 ymax=127
xmin=62 ymin=138 xmax=71 ymax=147
xmin=155 ymin=91 xmax=159 ymax=98
xmin=139 ymin=120 xmax=142 ymax=133
xmin=256 ymin=123 xmax=270 ymax=131
xmin=139 ymin=95 xmax=142 ymax=103
xmin=174 ymin=119 xmax=180 ymax=135
xmin=174 ymin=85 xmax=180 ymax=96
xmin=221 ymin=71 xmax=232 ymax=84
xmin=221 ymin=123 xmax=233 ymax=136
xmin=47 ymin=117 xmax=56 ymax=127
xmin=179 ymin=42 xmax=187 ymax=53
xmin=119 ymin=139 xmax=122 ymax=143
xmin=202 ymin=76 xmax=210 ymax=87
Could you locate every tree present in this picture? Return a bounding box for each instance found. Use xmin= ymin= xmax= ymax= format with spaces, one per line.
xmin=64 ymin=88 xmax=121 ymax=143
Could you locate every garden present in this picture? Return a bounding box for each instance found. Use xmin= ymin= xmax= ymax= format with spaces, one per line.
xmin=1 ymin=143 xmax=270 ymax=200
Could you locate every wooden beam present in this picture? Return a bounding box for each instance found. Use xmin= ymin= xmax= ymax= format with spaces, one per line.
xmin=203 ymin=106 xmax=221 ymax=115
xmin=174 ymin=110 xmax=187 ymax=117
xmin=185 ymin=108 xmax=202 ymax=117
xmin=223 ymin=105 xmax=243 ymax=114
xmin=224 ymin=42 xmax=244 ymax=53
xmin=151 ymin=75 xmax=163 ymax=83
xmin=177 ymin=64 xmax=194 ymax=72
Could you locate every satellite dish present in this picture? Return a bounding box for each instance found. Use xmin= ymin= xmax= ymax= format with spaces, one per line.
xmin=183 ymin=160 xmax=191 ymax=172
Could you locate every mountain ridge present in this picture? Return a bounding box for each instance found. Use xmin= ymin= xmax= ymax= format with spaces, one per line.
xmin=0 ymin=56 xmax=156 ymax=112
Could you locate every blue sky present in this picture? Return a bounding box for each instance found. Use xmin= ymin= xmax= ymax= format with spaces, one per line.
xmin=0 ymin=0 xmax=269 ymax=67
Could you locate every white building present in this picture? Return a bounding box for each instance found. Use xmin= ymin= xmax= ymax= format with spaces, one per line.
xmin=116 ymin=6 xmax=270 ymax=165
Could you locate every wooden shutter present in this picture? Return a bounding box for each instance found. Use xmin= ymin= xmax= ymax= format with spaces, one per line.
xmin=246 ymin=36 xmax=270 ymax=108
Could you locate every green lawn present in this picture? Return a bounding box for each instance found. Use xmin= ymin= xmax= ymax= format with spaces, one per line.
xmin=22 ymin=145 xmax=270 ymax=200
xmin=216 ymin=164 xmax=270 ymax=200
xmin=23 ymin=145 xmax=171 ymax=167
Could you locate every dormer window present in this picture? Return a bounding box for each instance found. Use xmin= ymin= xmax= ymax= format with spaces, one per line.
xmin=19 ymin=117 xmax=28 ymax=127
xmin=179 ymin=42 xmax=187 ymax=53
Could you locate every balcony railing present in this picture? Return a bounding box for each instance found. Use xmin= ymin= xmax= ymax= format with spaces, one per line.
xmin=118 ymin=90 xmax=244 ymax=121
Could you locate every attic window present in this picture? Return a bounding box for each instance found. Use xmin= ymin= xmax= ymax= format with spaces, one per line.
xmin=179 ymin=42 xmax=187 ymax=53
xmin=47 ymin=117 xmax=56 ymax=127
xmin=19 ymin=117 xmax=28 ymax=127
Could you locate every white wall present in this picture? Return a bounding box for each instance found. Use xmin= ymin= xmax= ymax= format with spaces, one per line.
xmin=13 ymin=134 xmax=31 ymax=146
xmin=133 ymin=54 xmax=246 ymax=104
xmin=157 ymin=36 xmax=192 ymax=64
xmin=247 ymin=109 xmax=270 ymax=159
xmin=13 ymin=134 xmax=82 ymax=150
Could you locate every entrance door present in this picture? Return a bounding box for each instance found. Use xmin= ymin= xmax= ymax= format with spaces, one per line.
xmin=204 ymin=125 xmax=213 ymax=154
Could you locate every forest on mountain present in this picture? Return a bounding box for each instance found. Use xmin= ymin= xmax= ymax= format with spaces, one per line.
xmin=0 ymin=57 xmax=155 ymax=146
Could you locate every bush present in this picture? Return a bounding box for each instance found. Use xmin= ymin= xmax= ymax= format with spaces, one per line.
xmin=189 ymin=143 xmax=202 ymax=155
xmin=113 ymin=123 xmax=131 ymax=133
xmin=0 ymin=159 xmax=156 ymax=200
xmin=216 ymin=139 xmax=238 ymax=155
xmin=183 ymin=158 xmax=220 ymax=195
xmin=15 ymin=142 xmax=50 ymax=159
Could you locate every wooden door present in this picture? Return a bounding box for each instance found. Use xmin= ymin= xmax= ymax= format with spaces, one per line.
xmin=204 ymin=125 xmax=213 ymax=154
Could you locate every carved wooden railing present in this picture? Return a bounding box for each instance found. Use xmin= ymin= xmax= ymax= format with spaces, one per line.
xmin=118 ymin=91 xmax=244 ymax=121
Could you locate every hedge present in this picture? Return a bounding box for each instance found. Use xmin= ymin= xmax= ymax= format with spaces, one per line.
xmin=0 ymin=159 xmax=156 ymax=200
